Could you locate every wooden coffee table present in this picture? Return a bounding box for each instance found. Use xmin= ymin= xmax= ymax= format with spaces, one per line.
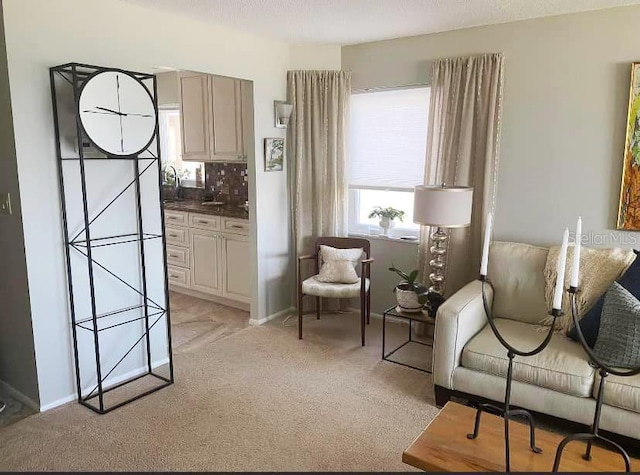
xmin=403 ymin=402 xmax=638 ymax=472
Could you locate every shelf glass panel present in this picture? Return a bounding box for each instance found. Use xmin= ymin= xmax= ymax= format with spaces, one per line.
xmin=75 ymin=303 xmax=165 ymax=332
xmin=71 ymin=232 xmax=162 ymax=248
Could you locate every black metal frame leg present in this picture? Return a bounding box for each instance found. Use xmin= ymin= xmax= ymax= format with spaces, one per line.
xmin=466 ymin=278 xmax=559 ymax=472
xmin=553 ymin=368 xmax=631 ymax=472
xmin=552 ymin=288 xmax=640 ymax=473
xmin=553 ymin=433 xmax=631 ymax=472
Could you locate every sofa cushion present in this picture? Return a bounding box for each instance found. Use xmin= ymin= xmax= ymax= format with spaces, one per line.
xmin=593 ymin=282 xmax=640 ymax=368
xmin=569 ymin=249 xmax=640 ymax=347
xmin=487 ymin=241 xmax=549 ymax=324
xmin=542 ymin=245 xmax=635 ymax=334
xmin=594 ymin=372 xmax=640 ymax=414
xmin=461 ymin=318 xmax=595 ymax=397
xmin=302 ymin=276 xmax=369 ymax=298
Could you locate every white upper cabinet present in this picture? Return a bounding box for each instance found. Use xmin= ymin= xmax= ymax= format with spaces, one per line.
xmin=178 ymin=71 xmax=211 ymax=162
xmin=210 ymin=75 xmax=244 ymax=161
xmin=179 ymin=72 xmax=248 ymax=162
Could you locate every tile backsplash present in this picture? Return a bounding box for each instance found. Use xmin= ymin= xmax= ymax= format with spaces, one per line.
xmin=204 ymin=162 xmax=248 ymax=204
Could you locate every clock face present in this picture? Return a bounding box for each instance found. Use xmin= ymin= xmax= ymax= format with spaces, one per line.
xmin=78 ymin=70 xmax=157 ymax=156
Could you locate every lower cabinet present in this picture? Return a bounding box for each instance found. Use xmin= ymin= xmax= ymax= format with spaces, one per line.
xmin=190 ymin=228 xmax=222 ymax=295
xmin=165 ymin=210 xmax=250 ymax=305
xmin=222 ymin=232 xmax=250 ymax=302
xmin=167 ymin=264 xmax=190 ymax=289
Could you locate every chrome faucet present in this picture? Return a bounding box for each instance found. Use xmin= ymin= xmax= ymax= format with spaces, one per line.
xmin=167 ymin=165 xmax=180 ymax=195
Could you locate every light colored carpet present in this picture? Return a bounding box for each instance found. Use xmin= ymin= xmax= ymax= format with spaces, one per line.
xmin=0 ymin=307 xmax=438 ymax=472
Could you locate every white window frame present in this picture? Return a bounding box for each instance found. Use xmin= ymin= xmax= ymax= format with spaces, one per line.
xmin=348 ymin=187 xmax=420 ymax=238
xmin=159 ymin=106 xmax=202 ymax=189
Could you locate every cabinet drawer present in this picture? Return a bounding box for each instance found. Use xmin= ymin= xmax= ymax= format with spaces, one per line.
xmin=164 ymin=210 xmax=188 ymax=226
xmin=166 ymin=245 xmax=190 ymax=268
xmin=189 ymin=213 xmax=220 ymax=231
xmin=167 ymin=265 xmax=190 ymax=288
xmin=222 ymin=218 xmax=249 ymax=235
xmin=165 ymin=226 xmax=189 ymax=246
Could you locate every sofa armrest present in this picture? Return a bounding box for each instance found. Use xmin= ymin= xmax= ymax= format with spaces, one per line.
xmin=433 ymin=280 xmax=492 ymax=390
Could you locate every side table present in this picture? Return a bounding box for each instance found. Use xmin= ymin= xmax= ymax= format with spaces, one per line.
xmin=382 ymin=306 xmax=434 ymax=373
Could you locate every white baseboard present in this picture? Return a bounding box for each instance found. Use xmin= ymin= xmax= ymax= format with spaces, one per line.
xmin=0 ymin=379 xmax=39 ymax=411
xmin=39 ymin=393 xmax=76 ymax=412
xmin=249 ymin=307 xmax=295 ymax=326
xmin=39 ymin=357 xmax=171 ymax=413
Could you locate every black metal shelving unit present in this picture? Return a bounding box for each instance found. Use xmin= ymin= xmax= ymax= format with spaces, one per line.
xmin=50 ymin=63 xmax=174 ymax=414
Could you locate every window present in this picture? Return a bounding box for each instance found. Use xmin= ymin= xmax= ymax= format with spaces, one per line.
xmin=348 ymin=87 xmax=430 ymax=237
xmin=159 ymin=108 xmax=203 ymax=188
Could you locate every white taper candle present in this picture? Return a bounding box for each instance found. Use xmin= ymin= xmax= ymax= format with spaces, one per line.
xmin=480 ymin=212 xmax=493 ymax=276
xmin=553 ymin=228 xmax=570 ymax=310
xmin=570 ymin=217 xmax=582 ymax=288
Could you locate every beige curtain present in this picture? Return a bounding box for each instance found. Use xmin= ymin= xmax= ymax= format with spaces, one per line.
xmin=418 ymin=53 xmax=505 ymax=296
xmin=287 ymin=70 xmax=351 ymax=256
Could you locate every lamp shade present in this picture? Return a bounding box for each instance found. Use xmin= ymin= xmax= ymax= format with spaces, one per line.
xmin=275 ymin=101 xmax=293 ymax=127
xmin=413 ymin=185 xmax=473 ymax=228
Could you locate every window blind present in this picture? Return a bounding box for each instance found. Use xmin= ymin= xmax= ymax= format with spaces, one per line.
xmin=349 ymin=87 xmax=430 ymax=191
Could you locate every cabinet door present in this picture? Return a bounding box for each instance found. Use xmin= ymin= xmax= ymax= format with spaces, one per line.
xmin=190 ymin=229 xmax=222 ymax=295
xmin=222 ymin=233 xmax=250 ymax=303
xmin=210 ymin=75 xmax=244 ymax=161
xmin=179 ymin=72 xmax=211 ymax=161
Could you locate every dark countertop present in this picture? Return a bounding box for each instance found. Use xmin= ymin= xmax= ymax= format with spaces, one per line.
xmin=163 ymin=200 xmax=249 ymax=220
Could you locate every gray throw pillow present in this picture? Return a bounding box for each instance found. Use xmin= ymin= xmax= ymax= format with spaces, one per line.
xmin=593 ymin=282 xmax=640 ymax=369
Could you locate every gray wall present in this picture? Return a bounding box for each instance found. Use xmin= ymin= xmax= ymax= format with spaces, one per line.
xmin=343 ymin=5 xmax=640 ymax=312
xmin=0 ymin=0 xmax=39 ymax=405
xmin=2 ymin=0 xmax=297 ymax=409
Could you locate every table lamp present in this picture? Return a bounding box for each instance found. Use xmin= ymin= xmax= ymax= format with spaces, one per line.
xmin=413 ymin=184 xmax=473 ymax=295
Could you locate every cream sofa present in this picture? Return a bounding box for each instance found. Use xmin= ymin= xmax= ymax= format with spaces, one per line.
xmin=433 ymin=241 xmax=640 ymax=440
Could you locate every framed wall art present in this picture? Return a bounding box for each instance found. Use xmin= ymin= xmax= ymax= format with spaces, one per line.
xmin=618 ymin=62 xmax=640 ymax=230
xmin=264 ymin=137 xmax=284 ymax=172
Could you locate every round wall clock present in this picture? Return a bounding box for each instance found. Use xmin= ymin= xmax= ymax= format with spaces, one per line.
xmin=78 ymin=69 xmax=157 ymax=157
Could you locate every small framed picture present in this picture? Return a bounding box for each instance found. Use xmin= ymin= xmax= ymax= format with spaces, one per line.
xmin=264 ymin=137 xmax=284 ymax=172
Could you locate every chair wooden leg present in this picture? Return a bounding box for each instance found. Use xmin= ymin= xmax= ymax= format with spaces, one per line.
xmin=360 ymin=292 xmax=366 ymax=346
xmin=366 ymin=290 xmax=371 ymax=325
xmin=316 ymin=297 xmax=321 ymax=319
xmin=298 ymin=291 xmax=303 ymax=340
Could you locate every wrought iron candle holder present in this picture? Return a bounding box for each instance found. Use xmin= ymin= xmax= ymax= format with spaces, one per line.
xmin=467 ymin=275 xmax=561 ymax=472
xmin=552 ymin=286 xmax=640 ymax=472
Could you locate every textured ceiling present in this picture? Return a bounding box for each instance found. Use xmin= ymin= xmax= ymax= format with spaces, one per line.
xmin=122 ymin=0 xmax=640 ymax=45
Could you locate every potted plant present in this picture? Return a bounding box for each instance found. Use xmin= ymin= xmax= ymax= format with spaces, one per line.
xmin=389 ymin=265 xmax=429 ymax=313
xmin=368 ymin=206 xmax=405 ymax=235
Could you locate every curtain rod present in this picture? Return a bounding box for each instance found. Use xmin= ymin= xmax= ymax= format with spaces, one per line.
xmin=352 ymin=82 xmax=429 ymax=93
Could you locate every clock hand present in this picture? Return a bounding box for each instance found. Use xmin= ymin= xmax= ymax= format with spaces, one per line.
xmin=116 ymin=75 xmax=124 ymax=153
xmin=95 ymin=106 xmax=126 ymax=116
xmin=83 ymin=109 xmax=119 ymax=116
xmin=89 ymin=107 xmax=152 ymax=118
xmin=120 ymin=112 xmax=154 ymax=118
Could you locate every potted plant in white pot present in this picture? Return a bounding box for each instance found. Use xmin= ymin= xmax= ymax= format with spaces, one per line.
xmin=389 ymin=265 xmax=429 ymax=313
xmin=368 ymin=206 xmax=405 ymax=236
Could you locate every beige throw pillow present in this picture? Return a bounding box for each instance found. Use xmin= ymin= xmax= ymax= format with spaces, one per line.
xmin=317 ymin=260 xmax=359 ymax=284
xmin=540 ymin=244 xmax=635 ymax=333
xmin=317 ymin=245 xmax=363 ymax=284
